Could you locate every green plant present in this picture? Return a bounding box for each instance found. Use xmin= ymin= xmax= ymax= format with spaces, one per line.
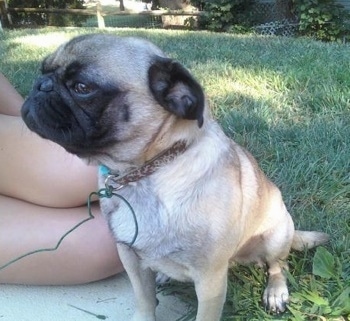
xmin=8 ymin=0 xmax=86 ymax=26
xmin=197 ymin=0 xmax=255 ymax=32
xmin=184 ymin=16 xmax=197 ymax=30
xmin=285 ymin=247 xmax=350 ymax=320
xmin=292 ymin=0 xmax=350 ymax=42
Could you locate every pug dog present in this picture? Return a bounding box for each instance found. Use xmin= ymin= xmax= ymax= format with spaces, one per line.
xmin=21 ymin=34 xmax=329 ymax=321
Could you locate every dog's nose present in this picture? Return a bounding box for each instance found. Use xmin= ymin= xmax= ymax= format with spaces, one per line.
xmin=39 ymin=77 xmax=54 ymax=92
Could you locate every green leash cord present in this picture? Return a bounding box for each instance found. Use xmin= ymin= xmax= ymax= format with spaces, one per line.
xmin=90 ymin=187 xmax=139 ymax=246
xmin=0 ymin=187 xmax=138 ymax=271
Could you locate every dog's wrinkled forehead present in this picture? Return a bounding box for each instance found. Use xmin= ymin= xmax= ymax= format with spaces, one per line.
xmin=42 ymin=34 xmax=166 ymax=84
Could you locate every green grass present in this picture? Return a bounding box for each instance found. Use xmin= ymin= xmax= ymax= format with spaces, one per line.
xmin=0 ymin=28 xmax=349 ymax=320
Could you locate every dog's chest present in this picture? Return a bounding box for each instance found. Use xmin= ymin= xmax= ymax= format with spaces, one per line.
xmin=100 ymin=180 xmax=209 ymax=277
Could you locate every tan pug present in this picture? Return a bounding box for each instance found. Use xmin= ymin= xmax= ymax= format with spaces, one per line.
xmin=21 ymin=34 xmax=329 ymax=321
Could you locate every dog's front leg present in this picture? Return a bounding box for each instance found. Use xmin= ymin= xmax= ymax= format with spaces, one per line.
xmin=194 ymin=264 xmax=228 ymax=321
xmin=117 ymin=244 xmax=157 ymax=321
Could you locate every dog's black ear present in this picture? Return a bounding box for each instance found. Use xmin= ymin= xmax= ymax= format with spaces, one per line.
xmin=148 ymin=57 xmax=204 ymax=127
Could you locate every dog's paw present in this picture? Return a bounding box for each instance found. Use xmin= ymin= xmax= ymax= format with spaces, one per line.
xmin=263 ymin=282 xmax=289 ymax=313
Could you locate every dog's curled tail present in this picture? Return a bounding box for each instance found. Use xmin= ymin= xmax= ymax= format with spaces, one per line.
xmin=292 ymin=231 xmax=329 ymax=251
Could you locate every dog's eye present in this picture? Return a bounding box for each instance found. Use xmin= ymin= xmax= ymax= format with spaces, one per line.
xmin=73 ymin=82 xmax=93 ymax=95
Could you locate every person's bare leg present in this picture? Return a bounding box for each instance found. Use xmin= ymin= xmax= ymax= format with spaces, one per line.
xmin=0 ymin=195 xmax=123 ymax=285
xmin=0 ymin=114 xmax=98 ymax=208
xmin=0 ymin=73 xmax=24 ymax=116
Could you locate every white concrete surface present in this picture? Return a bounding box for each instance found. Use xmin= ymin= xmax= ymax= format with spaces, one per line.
xmin=0 ymin=272 xmax=188 ymax=321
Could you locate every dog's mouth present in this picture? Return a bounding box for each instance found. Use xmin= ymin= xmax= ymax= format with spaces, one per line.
xmin=23 ymin=105 xmax=115 ymax=165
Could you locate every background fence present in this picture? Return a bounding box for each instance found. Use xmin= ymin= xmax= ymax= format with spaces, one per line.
xmin=0 ymin=0 xmax=297 ymax=30
xmin=0 ymin=0 xmax=204 ymax=29
xmin=1 ymin=0 xmax=349 ymax=39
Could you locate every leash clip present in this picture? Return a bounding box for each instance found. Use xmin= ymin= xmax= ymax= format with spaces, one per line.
xmin=104 ymin=174 xmax=125 ymax=192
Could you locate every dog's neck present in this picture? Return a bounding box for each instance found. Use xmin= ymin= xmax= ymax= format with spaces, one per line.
xmin=99 ymin=140 xmax=187 ymax=189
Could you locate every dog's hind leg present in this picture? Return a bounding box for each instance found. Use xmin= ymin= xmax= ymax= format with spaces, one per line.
xmin=117 ymin=244 xmax=157 ymax=321
xmin=263 ymin=230 xmax=329 ymax=312
xmin=262 ymin=213 xmax=295 ymax=313
xmin=194 ymin=263 xmax=228 ymax=321
xmin=263 ymin=259 xmax=289 ymax=313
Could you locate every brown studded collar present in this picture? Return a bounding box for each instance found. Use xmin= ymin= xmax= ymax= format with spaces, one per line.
xmin=99 ymin=140 xmax=187 ymax=190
